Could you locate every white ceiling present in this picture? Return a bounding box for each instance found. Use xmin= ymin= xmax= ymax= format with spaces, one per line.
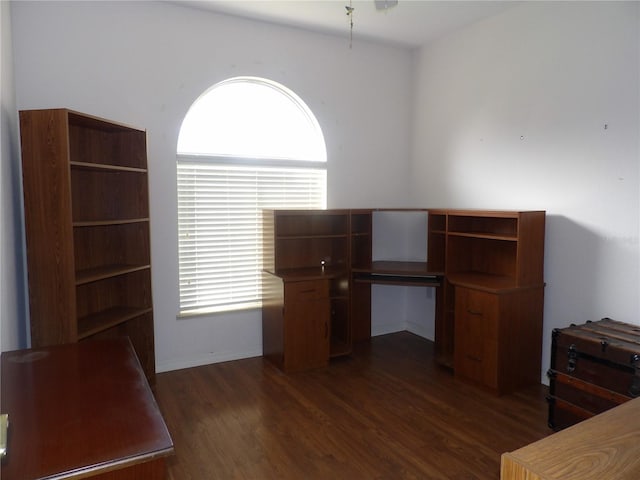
xmin=179 ymin=0 xmax=518 ymax=48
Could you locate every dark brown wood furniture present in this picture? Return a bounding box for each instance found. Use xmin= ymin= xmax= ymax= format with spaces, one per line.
xmin=0 ymin=338 xmax=174 ymax=480
xmin=262 ymin=209 xmax=545 ymax=395
xmin=429 ymin=209 xmax=546 ymax=394
xmin=19 ymin=108 xmax=156 ymax=381
xmin=262 ymin=209 xmax=354 ymax=372
xmin=261 ymin=209 xmax=441 ymax=372
xmin=501 ymin=396 xmax=640 ymax=479
xmin=547 ymin=318 xmax=639 ymax=430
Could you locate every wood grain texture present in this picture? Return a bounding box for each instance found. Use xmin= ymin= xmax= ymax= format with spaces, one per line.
xmin=283 ymin=280 xmax=330 ymax=372
xmin=19 ymin=108 xmax=156 ymax=382
xmin=1 ymin=338 xmax=173 ymax=480
xmin=19 ymin=109 xmax=78 ymax=345
xmin=501 ymin=396 xmax=640 ymax=479
xmin=155 ymin=332 xmax=550 ymax=480
xmin=263 ymin=210 xmax=356 ymax=372
xmin=454 ymin=286 xmax=544 ymax=395
xmin=440 ymin=210 xmax=545 ymax=393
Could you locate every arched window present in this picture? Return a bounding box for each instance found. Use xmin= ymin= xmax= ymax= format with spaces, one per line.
xmin=177 ymin=77 xmax=327 ymax=315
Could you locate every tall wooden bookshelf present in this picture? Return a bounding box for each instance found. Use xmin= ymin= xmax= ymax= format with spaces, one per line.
xmin=19 ymin=109 xmax=155 ymax=381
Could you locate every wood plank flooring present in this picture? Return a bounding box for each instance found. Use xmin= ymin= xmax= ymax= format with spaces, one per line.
xmin=154 ymin=332 xmax=551 ymax=479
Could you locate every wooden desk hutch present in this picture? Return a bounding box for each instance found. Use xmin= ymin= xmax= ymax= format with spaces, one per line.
xmin=262 ymin=209 xmax=545 ymax=394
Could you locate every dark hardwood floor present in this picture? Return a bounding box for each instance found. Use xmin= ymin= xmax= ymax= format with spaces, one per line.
xmin=154 ymin=332 xmax=551 ymax=479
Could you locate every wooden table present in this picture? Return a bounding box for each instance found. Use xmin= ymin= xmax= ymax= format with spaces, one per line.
xmin=1 ymin=338 xmax=174 ymax=479
xmin=501 ymin=396 xmax=640 ymax=479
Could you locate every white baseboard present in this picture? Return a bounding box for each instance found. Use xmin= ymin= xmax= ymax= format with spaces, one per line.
xmin=156 ymin=348 xmax=263 ymax=373
xmin=406 ymin=321 xmax=433 ymax=341
xmin=156 ymin=327 xmax=434 ymax=374
xmin=371 ymin=323 xmax=405 ymax=337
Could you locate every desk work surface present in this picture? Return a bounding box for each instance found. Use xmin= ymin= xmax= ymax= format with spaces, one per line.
xmin=501 ymin=396 xmax=640 ymax=480
xmin=1 ymin=337 xmax=174 ymax=480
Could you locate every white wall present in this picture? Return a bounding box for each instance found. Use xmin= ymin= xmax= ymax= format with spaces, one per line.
xmin=412 ymin=2 xmax=640 ymax=382
xmin=371 ymin=210 xmax=435 ymax=338
xmin=11 ymin=1 xmax=637 ymax=383
xmin=10 ymin=1 xmax=415 ymax=369
xmin=1 ymin=0 xmax=28 ymax=352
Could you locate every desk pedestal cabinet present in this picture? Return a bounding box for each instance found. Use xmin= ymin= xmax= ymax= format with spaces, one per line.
xmin=455 ymin=286 xmax=544 ymax=394
xmin=263 ymin=275 xmax=332 ymax=372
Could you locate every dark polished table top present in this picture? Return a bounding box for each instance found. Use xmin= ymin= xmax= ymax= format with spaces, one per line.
xmin=1 ymin=337 xmax=173 ymax=480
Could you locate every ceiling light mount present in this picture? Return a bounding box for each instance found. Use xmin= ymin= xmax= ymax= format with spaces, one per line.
xmin=345 ymin=1 xmax=355 ymax=48
xmin=345 ymin=0 xmax=398 ymax=48
xmin=374 ymin=0 xmax=398 ymax=11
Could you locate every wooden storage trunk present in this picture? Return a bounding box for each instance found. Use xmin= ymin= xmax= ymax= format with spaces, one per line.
xmin=547 ymin=318 xmax=640 ymax=430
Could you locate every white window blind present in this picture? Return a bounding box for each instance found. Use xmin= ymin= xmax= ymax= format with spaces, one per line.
xmin=177 ymin=77 xmax=327 ymax=315
xmin=177 ymin=160 xmax=326 ymax=315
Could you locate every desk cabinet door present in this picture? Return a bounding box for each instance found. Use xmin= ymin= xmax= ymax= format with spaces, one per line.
xmin=284 ymin=280 xmax=330 ymax=372
xmin=454 ymin=287 xmax=499 ymax=390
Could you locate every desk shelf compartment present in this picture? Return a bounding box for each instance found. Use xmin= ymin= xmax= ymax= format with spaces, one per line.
xmin=447 ymin=213 xmax=518 ymax=239
xmin=444 ymin=211 xmax=545 ymax=290
xmin=446 ymin=235 xmax=518 ymax=288
xmin=274 ymin=211 xmax=349 ymax=237
xmin=274 ymin=236 xmax=349 ymax=272
xmin=350 ymin=210 xmax=372 ymax=269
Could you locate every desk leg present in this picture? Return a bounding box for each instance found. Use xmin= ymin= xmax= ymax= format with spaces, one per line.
xmin=351 ymin=281 xmax=371 ymax=342
xmin=434 ymin=280 xmax=454 ymax=368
